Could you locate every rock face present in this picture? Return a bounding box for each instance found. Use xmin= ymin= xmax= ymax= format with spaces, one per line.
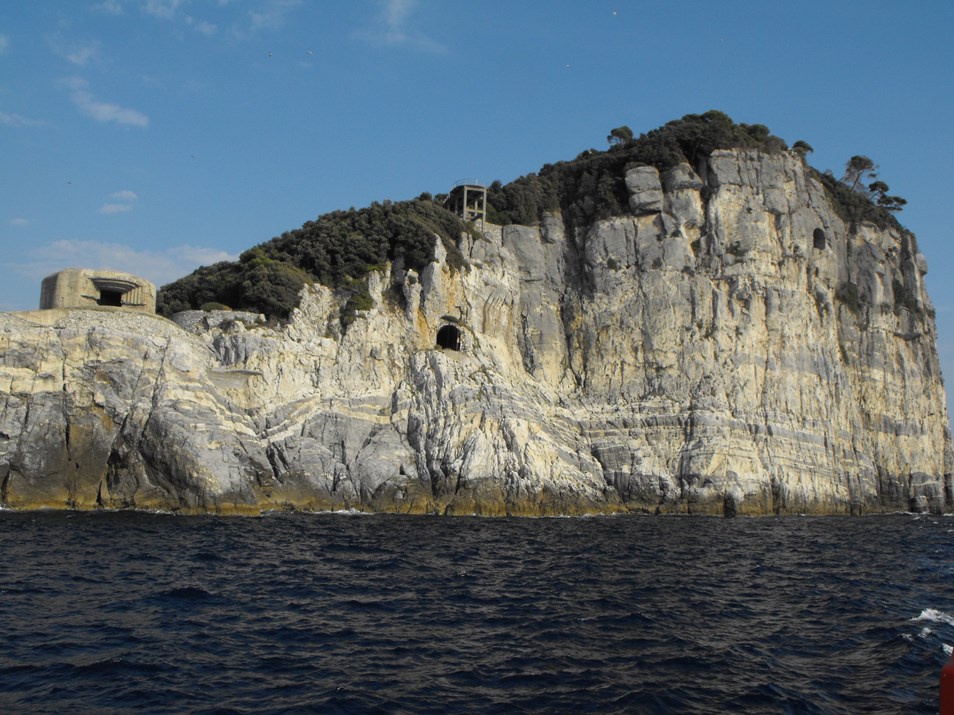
xmin=1 ymin=149 xmax=951 ymax=515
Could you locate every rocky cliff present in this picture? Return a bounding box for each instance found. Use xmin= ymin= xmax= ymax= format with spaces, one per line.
xmin=1 ymin=149 xmax=950 ymax=515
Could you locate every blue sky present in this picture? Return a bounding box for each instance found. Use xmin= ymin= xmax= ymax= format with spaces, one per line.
xmin=3 ymin=0 xmax=954 ymax=399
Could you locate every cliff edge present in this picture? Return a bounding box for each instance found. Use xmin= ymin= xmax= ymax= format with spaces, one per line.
xmin=1 ymin=148 xmax=950 ymax=515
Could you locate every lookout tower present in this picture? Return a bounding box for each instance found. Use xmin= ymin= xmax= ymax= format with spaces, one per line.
xmin=444 ymin=181 xmax=487 ymax=228
xmin=39 ymin=268 xmax=156 ymax=313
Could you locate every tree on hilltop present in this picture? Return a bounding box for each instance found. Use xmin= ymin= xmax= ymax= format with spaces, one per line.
xmin=868 ymin=180 xmax=907 ymax=212
xmin=841 ymin=155 xmax=877 ymax=192
xmin=792 ymin=140 xmax=814 ymax=157
xmin=607 ymin=125 xmax=634 ymax=147
xmin=836 ymin=156 xmax=906 ymax=214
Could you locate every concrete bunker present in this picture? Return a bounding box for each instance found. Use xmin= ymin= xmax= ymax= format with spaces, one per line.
xmin=436 ymin=324 xmax=462 ymax=351
xmin=39 ymin=269 xmax=156 ymax=313
xmin=813 ymin=228 xmax=827 ymax=250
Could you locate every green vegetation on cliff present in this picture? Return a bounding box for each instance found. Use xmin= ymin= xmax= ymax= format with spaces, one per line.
xmin=487 ymin=110 xmax=788 ymax=226
xmin=812 ymin=167 xmax=904 ymax=232
xmin=157 ymin=199 xmax=468 ymax=320
xmin=157 ymin=110 xmax=906 ymax=322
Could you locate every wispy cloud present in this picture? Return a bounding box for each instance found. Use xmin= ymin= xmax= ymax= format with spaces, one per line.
xmin=92 ymin=0 xmax=125 ymax=15
xmin=99 ymin=189 xmax=139 ymax=214
xmin=0 ymin=110 xmax=46 ymax=127
xmin=48 ymin=33 xmax=101 ymax=66
xmin=193 ymin=19 xmax=217 ymax=35
xmin=9 ymin=218 xmax=29 ymax=227
xmin=18 ymin=240 xmax=238 ymax=289
xmin=140 ymin=0 xmax=220 ymax=34
xmin=95 ymin=0 xmax=302 ymax=38
xmin=248 ymin=0 xmax=302 ymax=33
xmin=62 ymin=77 xmax=149 ymax=128
xmin=0 ymin=34 xmax=9 ymax=54
xmin=356 ymin=0 xmax=446 ymax=53
xmin=99 ymin=204 xmax=134 ymax=215
xmin=143 ymin=0 xmax=186 ymax=20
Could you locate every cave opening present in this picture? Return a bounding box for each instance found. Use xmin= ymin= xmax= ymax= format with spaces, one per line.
xmin=436 ymin=324 xmax=461 ymax=351
xmin=813 ymin=228 xmax=827 ymax=250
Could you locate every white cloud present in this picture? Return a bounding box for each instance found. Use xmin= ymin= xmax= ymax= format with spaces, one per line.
xmin=356 ymin=0 xmax=446 ymax=53
xmin=18 ymin=240 xmax=238 ymax=289
xmin=63 ymin=77 xmax=150 ymax=128
xmin=0 ymin=110 xmax=46 ymax=127
xmin=9 ymin=218 xmax=29 ymax=227
xmin=0 ymin=34 xmax=9 ymax=54
xmin=99 ymin=189 xmax=139 ymax=214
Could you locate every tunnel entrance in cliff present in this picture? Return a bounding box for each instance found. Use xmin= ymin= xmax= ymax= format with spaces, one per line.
xmin=813 ymin=228 xmax=827 ymax=250
xmin=436 ymin=324 xmax=461 ymax=351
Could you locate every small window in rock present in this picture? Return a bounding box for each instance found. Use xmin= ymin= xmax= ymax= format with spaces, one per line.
xmin=813 ymin=228 xmax=827 ymax=250
xmin=99 ymin=289 xmax=123 ymax=307
xmin=436 ymin=324 xmax=461 ymax=351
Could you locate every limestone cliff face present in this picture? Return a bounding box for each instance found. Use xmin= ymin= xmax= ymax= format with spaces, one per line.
xmin=1 ymin=149 xmax=950 ymax=515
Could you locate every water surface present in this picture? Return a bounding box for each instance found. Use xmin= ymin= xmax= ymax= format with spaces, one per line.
xmin=0 ymin=511 xmax=951 ymax=713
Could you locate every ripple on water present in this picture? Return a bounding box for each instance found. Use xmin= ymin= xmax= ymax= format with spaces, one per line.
xmin=0 ymin=511 xmax=950 ymax=713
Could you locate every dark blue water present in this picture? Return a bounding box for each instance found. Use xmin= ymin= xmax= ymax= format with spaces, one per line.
xmin=0 ymin=511 xmax=951 ymax=714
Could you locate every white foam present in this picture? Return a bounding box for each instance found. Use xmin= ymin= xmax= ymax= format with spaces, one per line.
xmin=261 ymin=507 xmax=376 ymax=517
xmin=315 ymin=508 xmax=374 ymax=516
xmin=914 ymin=608 xmax=954 ymax=626
xmin=945 ymin=644 xmax=953 ymax=657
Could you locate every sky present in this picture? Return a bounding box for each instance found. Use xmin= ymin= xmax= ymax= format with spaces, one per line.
xmin=2 ymin=0 xmax=954 ymax=404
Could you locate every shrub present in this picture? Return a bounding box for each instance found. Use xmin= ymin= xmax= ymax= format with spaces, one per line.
xmin=835 ymin=282 xmax=863 ymax=316
xmin=156 ymin=261 xmax=245 ymax=317
xmin=157 ymin=199 xmax=470 ymax=322
xmin=340 ymin=278 xmax=375 ymax=331
xmin=239 ymin=261 xmax=311 ymax=320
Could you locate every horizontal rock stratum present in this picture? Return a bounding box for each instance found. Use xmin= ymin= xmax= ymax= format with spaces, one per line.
xmin=1 ymin=149 xmax=951 ymax=515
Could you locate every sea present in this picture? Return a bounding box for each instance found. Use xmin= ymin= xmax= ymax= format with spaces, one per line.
xmin=0 ymin=510 xmax=951 ymax=714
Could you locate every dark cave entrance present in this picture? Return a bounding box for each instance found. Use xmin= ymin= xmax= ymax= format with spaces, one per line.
xmin=436 ymin=324 xmax=461 ymax=351
xmin=813 ymin=228 xmax=827 ymax=250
